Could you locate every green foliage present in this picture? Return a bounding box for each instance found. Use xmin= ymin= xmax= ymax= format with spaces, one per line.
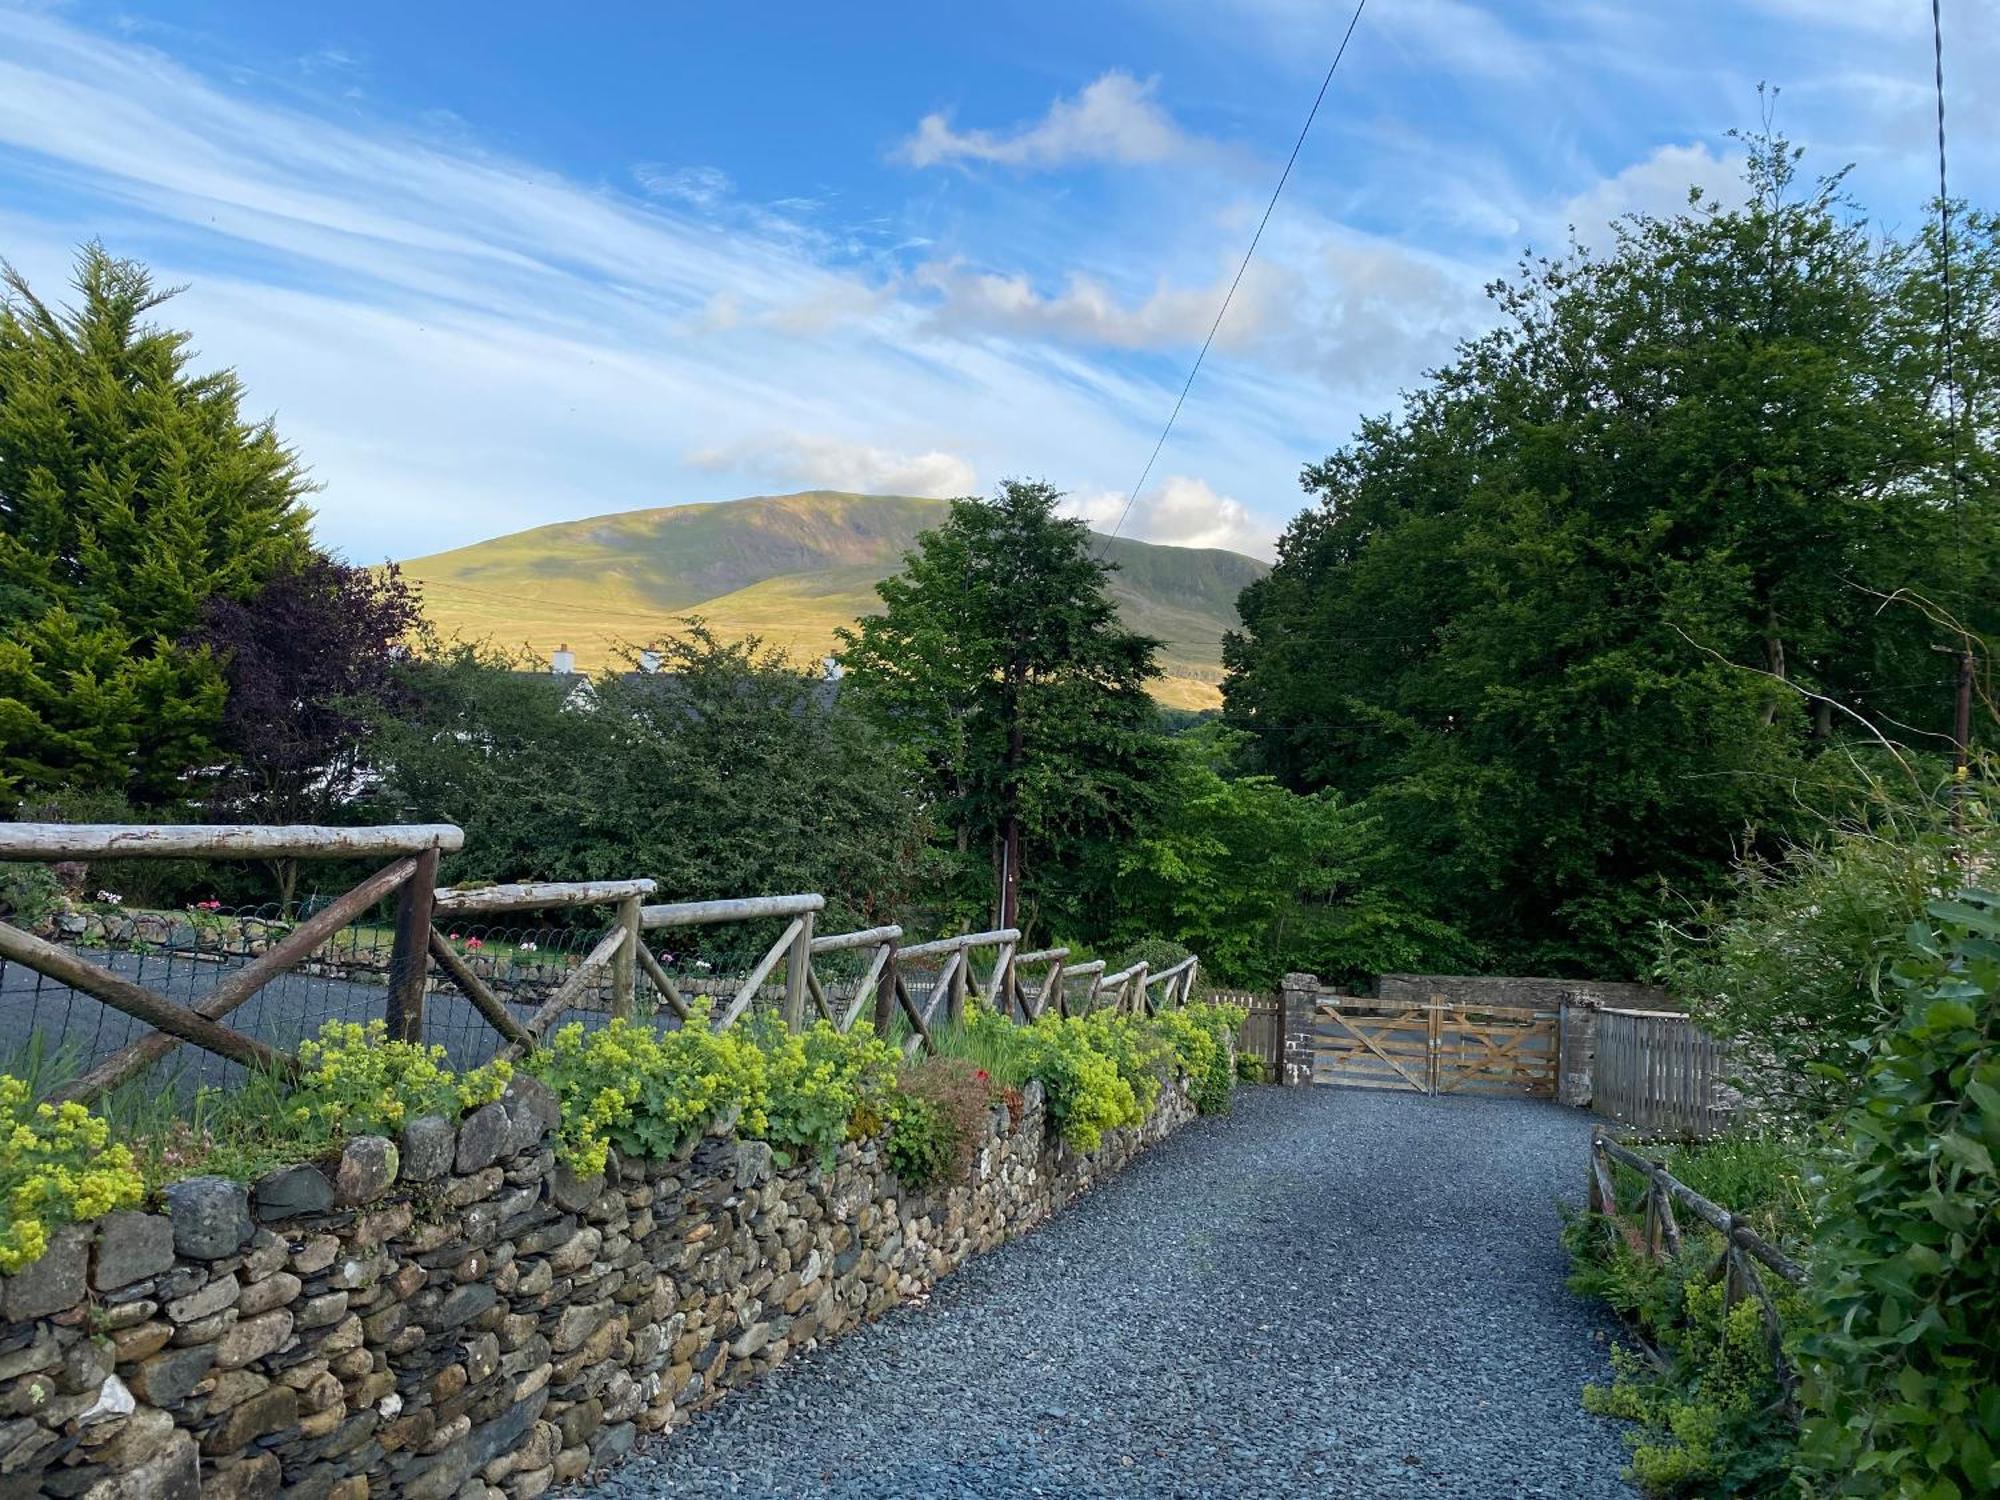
xmin=1564 ymin=1138 xmax=1811 ymax=1495
xmin=371 ymin=629 xmax=937 ymax=947
xmin=1796 ymin=888 xmax=2000 ymax=1498
xmin=837 ymin=478 xmax=1165 ymax=937
xmin=1234 ymin=1051 xmax=1269 ymax=1085
xmin=0 ymin=1077 xmax=145 ymax=1271
xmin=1667 ymin=784 xmax=1991 ymax=1124
xmin=0 ymin=247 xmax=313 ymax=805
xmin=937 ymin=1000 xmax=1239 ymax=1150
xmin=882 ymin=1092 xmax=956 ymax=1190
xmin=525 ymin=1012 xmax=769 ymax=1176
xmin=756 ymin=1020 xmax=901 ymax=1168
xmin=281 ymin=1021 xmax=512 ymax=1149
xmin=1153 ymin=1002 xmax=1245 ymax=1115
xmin=1109 ymin=726 xmax=1469 ymax=988
xmin=884 ymin=1057 xmax=995 ymax=1191
xmin=1075 ymin=1009 xmax=1171 ymax=1119
xmin=1581 ymin=1281 xmax=1799 ymax=1496
xmin=0 ymin=861 xmax=61 ymax=924
xmin=1223 ymin=136 xmax=2000 ymax=976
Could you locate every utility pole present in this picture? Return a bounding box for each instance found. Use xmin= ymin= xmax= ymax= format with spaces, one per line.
xmin=1954 ymin=646 xmax=1974 ymax=780
xmin=1933 ymin=643 xmax=1975 ymax=779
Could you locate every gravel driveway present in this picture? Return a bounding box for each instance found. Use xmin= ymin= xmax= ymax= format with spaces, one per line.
xmin=582 ymin=1086 xmax=1637 ymax=1499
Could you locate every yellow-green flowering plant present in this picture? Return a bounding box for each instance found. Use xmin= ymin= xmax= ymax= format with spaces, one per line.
xmin=285 ymin=1020 xmax=512 ymax=1147
xmin=757 ymin=1020 xmax=901 ymax=1168
xmin=0 ymin=1076 xmax=144 ymax=1272
xmin=525 ymin=1010 xmax=767 ymax=1175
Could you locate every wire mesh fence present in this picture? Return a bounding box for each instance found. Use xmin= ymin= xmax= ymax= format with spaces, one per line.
xmin=0 ymin=898 xmax=614 ymax=1092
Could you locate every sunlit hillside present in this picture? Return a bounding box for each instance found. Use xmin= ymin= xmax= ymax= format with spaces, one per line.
xmin=397 ymin=492 xmax=1267 ymax=709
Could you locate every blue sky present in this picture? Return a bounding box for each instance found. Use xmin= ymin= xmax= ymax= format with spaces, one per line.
xmin=1 ymin=1 xmax=1993 ymax=562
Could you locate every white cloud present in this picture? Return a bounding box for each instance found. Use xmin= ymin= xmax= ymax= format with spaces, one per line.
xmin=897 ymin=72 xmax=1196 ymax=170
xmin=1558 ymin=142 xmax=1745 ymax=251
xmin=1064 ymin=476 xmax=1274 ymax=558
xmin=687 ymin=434 xmax=977 ymax=499
xmin=633 ymin=163 xmax=732 ymax=205
xmin=916 ymin=226 xmax=1482 ymax=389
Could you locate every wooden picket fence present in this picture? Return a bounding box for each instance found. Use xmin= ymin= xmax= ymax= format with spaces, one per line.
xmin=1592 ymin=1007 xmax=1731 ymax=1138
xmin=0 ymin=821 xmax=1207 ymax=1099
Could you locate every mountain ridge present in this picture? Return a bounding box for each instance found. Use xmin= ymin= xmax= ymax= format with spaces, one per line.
xmin=397 ymin=491 xmax=1266 ymax=708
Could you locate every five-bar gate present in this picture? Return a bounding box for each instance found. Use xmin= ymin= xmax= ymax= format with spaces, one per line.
xmin=1309 ymin=994 xmax=1559 ymax=1097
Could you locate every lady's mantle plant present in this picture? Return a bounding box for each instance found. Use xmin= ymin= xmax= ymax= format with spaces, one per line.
xmin=0 ymin=1078 xmax=144 ymax=1271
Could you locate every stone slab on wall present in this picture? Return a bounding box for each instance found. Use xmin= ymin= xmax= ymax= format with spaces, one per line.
xmin=1376 ymin=974 xmax=1674 ymax=1010
xmin=0 ymin=1077 xmax=1198 ymax=1499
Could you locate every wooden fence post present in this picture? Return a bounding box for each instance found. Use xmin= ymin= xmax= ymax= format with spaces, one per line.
xmin=874 ymin=942 xmax=899 ymax=1036
xmin=948 ymin=941 xmax=969 ymax=1026
xmin=783 ymin=908 xmax=816 ymax=1031
xmin=387 ymin=843 xmax=440 ymax=1043
xmin=612 ymin=892 xmax=642 ymax=1020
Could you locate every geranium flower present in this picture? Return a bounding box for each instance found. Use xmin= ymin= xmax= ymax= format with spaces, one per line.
xmin=466 ymin=937 xmax=485 ymax=951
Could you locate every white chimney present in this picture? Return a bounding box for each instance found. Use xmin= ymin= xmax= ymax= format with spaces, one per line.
xmin=552 ymin=643 xmax=575 ymax=675
xmin=639 ymin=649 xmax=661 ymax=674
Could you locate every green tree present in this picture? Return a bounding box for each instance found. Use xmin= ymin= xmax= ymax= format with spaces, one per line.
xmin=1225 ymin=136 xmax=2000 ymax=975
xmin=1108 ymin=725 xmax=1469 ymax=988
xmin=370 ymin=628 xmax=937 ymax=942
xmin=836 ymin=479 xmax=1163 ymax=939
xmin=0 ymin=246 xmax=313 ymax=803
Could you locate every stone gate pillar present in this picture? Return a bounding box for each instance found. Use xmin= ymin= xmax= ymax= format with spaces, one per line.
xmin=1280 ymin=972 xmax=1319 ymax=1087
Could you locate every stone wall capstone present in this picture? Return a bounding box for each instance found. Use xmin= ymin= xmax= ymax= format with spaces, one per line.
xmin=0 ymin=1074 xmax=1198 ymax=1499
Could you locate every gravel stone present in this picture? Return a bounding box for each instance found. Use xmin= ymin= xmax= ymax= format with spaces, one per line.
xmin=574 ymin=1089 xmax=1638 ymax=1499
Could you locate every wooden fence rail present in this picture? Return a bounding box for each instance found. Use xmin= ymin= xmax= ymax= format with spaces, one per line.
xmin=0 ymin=824 xmax=458 ymax=1103
xmin=1593 ymin=1007 xmax=1731 ymax=1138
xmin=7 ymin=821 xmax=1217 ymax=1092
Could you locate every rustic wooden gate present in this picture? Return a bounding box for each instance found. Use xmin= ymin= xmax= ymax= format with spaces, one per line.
xmin=1311 ymin=995 xmax=1558 ymax=1097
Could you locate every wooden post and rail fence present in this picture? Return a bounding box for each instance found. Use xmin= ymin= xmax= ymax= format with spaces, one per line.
xmin=1587 ymin=1131 xmax=1805 ymax=1399
xmin=0 ymin=821 xmax=1212 ymax=1103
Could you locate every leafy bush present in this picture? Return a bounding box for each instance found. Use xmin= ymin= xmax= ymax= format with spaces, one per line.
xmin=883 ymin=1092 xmax=956 ymax=1190
xmin=284 ymin=1020 xmax=512 ymax=1148
xmin=526 ymin=1011 xmax=768 ymax=1175
xmin=1796 ymin=887 xmax=2000 ymax=1499
xmin=1156 ymin=1001 xmax=1245 ymax=1114
xmin=0 ymin=863 xmax=62 ymax=925
xmin=1076 ymin=1009 xmax=1171 ymax=1118
xmin=886 ymin=1056 xmax=994 ymax=1189
xmin=757 ymin=1020 xmax=900 ymax=1168
xmin=939 ymin=1001 xmax=1242 ymax=1150
xmin=1581 ymin=1275 xmax=1799 ymax=1496
xmin=1663 ymin=789 xmax=1989 ymax=1123
xmin=1564 ymin=1137 xmax=1810 ymax=1496
xmin=0 ymin=1077 xmax=145 ymax=1271
xmin=1235 ymin=1051 xmax=1270 ymax=1084
xmin=1003 ymin=1016 xmax=1139 ymax=1151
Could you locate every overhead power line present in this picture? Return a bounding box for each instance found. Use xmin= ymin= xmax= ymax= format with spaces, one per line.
xmin=1105 ymin=0 xmax=1370 ymax=546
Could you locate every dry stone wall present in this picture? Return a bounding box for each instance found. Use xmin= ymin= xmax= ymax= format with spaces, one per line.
xmin=0 ymin=1075 xmax=1196 ymax=1500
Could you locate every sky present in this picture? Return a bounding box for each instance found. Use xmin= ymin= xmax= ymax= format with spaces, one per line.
xmin=0 ymin=1 xmax=1994 ymax=564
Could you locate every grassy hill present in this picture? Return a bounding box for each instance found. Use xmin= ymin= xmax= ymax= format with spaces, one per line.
xmin=398 ymin=491 xmax=1267 ymax=709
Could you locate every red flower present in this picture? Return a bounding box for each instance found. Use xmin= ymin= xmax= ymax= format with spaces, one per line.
xmin=975 ymin=1069 xmax=990 ymax=1083
xmin=466 ymin=936 xmax=485 ymax=951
